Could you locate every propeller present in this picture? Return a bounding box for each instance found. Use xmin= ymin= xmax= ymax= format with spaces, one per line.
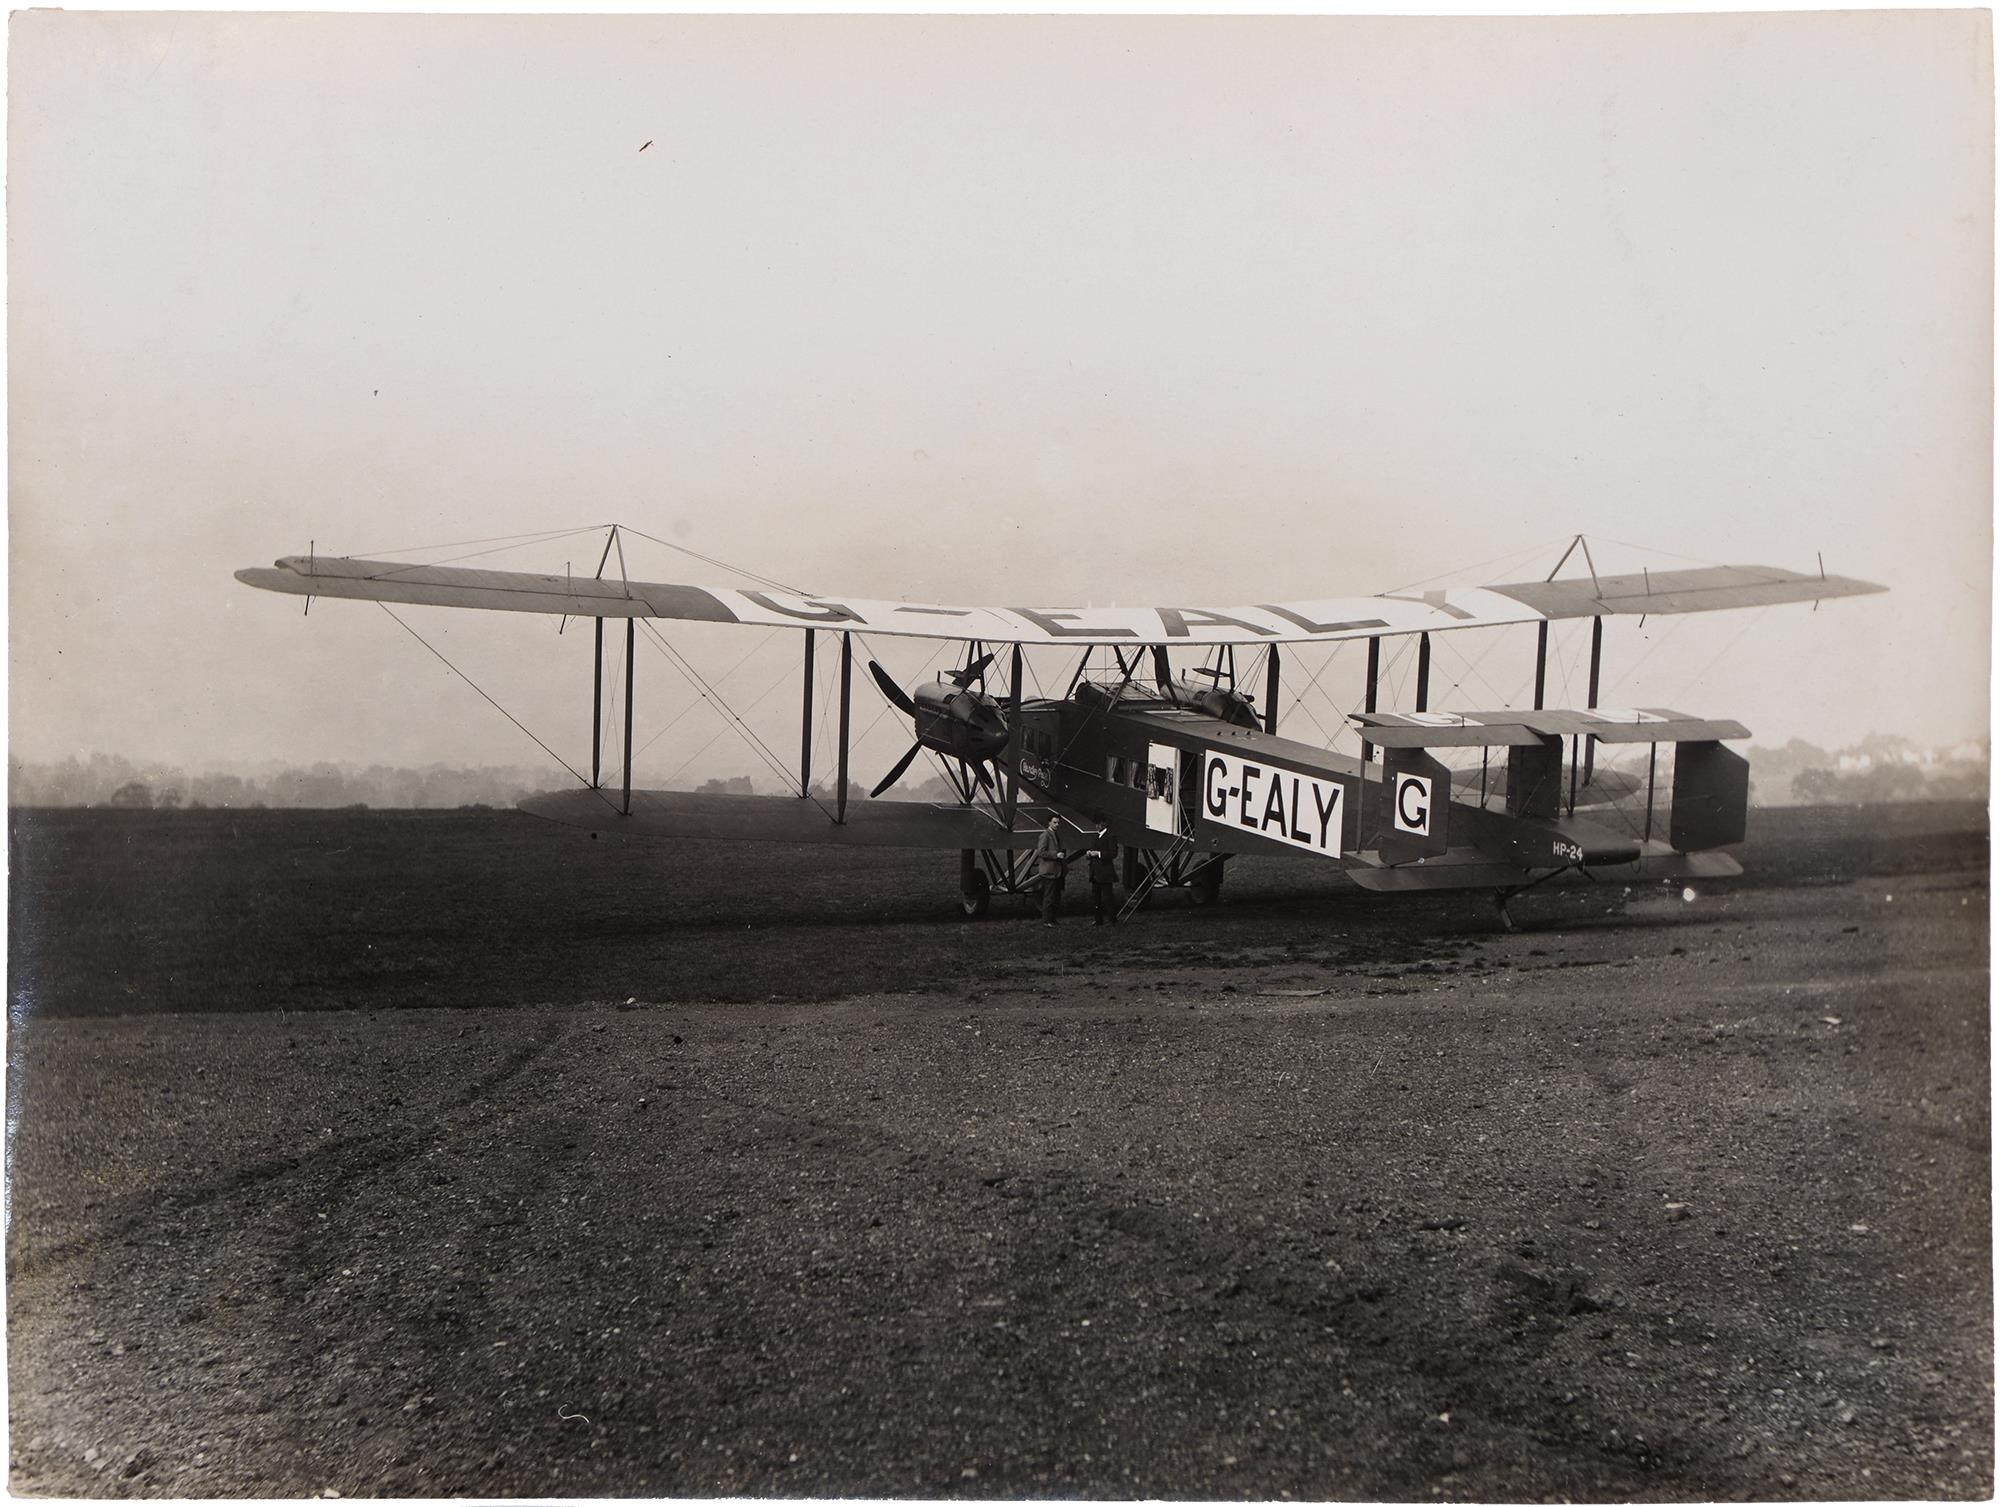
xmin=869 ymin=660 xmax=918 ymax=717
xmin=870 ymin=741 xmax=924 ymax=799
xmin=945 ymin=652 xmax=994 ymax=689
xmin=868 ymin=661 xmax=925 ymax=797
xmin=867 ymin=658 xmax=1009 ymax=798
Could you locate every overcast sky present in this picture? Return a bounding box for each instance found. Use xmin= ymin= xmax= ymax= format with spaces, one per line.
xmin=11 ymin=11 xmax=1992 ymax=791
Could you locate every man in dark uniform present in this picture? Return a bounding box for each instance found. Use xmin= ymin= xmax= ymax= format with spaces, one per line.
xmin=1034 ymin=815 xmax=1069 ymax=926
xmin=1088 ymin=839 xmax=1120 ymax=925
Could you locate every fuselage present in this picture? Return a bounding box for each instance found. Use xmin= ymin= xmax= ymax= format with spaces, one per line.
xmin=1001 ymin=680 xmax=1656 ymax=882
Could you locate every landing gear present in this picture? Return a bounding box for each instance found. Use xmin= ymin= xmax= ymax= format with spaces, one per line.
xmin=960 ymin=871 xmax=990 ymax=918
xmin=958 ymin=854 xmax=991 ymax=919
xmin=1189 ymin=860 xmax=1225 ymax=907
xmin=1493 ymin=862 xmax=1586 ymax=932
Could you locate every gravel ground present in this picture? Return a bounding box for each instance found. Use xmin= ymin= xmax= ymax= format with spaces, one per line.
xmin=6 ymin=807 xmax=1990 ymax=1499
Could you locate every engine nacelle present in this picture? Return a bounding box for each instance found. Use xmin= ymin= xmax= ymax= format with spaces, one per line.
xmin=1164 ymin=679 xmax=1259 ymax=728
xmin=912 ymin=681 xmax=1010 ymax=764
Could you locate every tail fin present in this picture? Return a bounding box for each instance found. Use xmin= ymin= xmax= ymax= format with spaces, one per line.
xmin=1669 ymin=741 xmax=1750 ymax=851
xmin=1376 ymin=748 xmax=1449 ymax=863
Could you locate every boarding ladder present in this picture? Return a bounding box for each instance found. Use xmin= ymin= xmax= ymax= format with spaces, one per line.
xmin=1117 ymin=831 xmax=1194 ymax=922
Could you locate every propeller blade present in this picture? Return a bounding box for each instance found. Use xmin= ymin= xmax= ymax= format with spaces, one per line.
xmin=869 ymin=660 xmax=919 ymax=718
xmin=869 ymin=741 xmax=924 ymax=799
xmin=948 ymin=652 xmax=995 ymax=688
xmin=972 ymin=761 xmax=995 ymax=790
xmin=1152 ymin=645 xmax=1173 ymax=692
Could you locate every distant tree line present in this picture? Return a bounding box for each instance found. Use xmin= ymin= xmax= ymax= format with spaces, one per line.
xmin=1745 ymin=734 xmax=1987 ymax=806
xmin=10 ymin=754 xmax=550 ymax=810
xmin=10 ymin=753 xmax=919 ymax=810
xmin=13 ymin=734 xmax=1986 ymax=810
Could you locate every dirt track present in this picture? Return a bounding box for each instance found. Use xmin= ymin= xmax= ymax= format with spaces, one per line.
xmin=6 ymin=804 xmax=1991 ymax=1499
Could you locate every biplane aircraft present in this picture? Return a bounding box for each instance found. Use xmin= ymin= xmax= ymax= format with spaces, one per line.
xmin=237 ymin=532 xmax=1883 ymax=926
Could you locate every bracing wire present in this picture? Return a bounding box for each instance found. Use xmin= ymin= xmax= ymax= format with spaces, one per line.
xmin=1585 ymin=535 xmax=1729 ymax=570
xmin=1431 ymin=628 xmax=1514 ymax=710
xmin=614 ymin=523 xmax=811 ymax=596
xmin=1602 ymin=614 xmax=1692 ymax=702
xmin=629 ymin=627 xmax=785 ymax=762
xmin=1283 ymin=685 xmax=1339 ymax=751
xmin=1345 ymin=635 xmax=1411 ymax=719
xmin=596 ymin=627 xmax=619 ymax=780
xmin=1380 ymin=535 xmax=1577 ymax=596
xmin=656 ymin=651 xmax=815 ymax=797
xmin=1281 ymin=644 xmax=1346 ymax=748
xmin=641 ymin=626 xmax=798 ymax=780
xmin=340 ymin=519 xmax=812 ymax=596
xmin=342 ymin=524 xmax=614 ymax=562
xmin=1549 ymin=621 xmax=1576 ymax=707
xmin=848 ymin=634 xmax=949 ymax=753
xmin=660 ymin=722 xmax=741 ymax=792
xmin=1021 ymin=650 xmax=1049 ymax=700
xmin=1666 ymin=608 xmax=1772 ymax=710
xmin=636 ymin=619 xmax=816 ymax=801
xmin=360 ymin=527 xmax=612 ymax=579
xmin=376 ymin=604 xmax=600 ymax=797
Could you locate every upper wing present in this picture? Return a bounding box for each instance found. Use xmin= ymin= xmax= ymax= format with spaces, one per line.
xmin=236 ymin=553 xmax=1884 ymax=646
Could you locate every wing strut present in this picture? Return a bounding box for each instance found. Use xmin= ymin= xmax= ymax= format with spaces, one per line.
xmin=1545 ymin=532 xmax=1602 ymax=594
xmin=592 ymin=618 xmax=604 ymax=790
xmin=622 ymin=618 xmax=636 ymax=814
xmin=1003 ymin=643 xmax=1023 ymax=830
xmin=1361 ymin=637 xmax=1381 ymax=766
xmin=1263 ymin=644 xmax=1281 ymax=736
xmin=836 ymin=632 xmax=853 ymax=824
xmin=799 ymin=629 xmax=816 ymax=799
xmin=1584 ymin=616 xmax=1603 ymax=783
xmin=1644 ymin=741 xmax=1658 ymax=842
xmin=1415 ymin=633 xmax=1432 ymax=713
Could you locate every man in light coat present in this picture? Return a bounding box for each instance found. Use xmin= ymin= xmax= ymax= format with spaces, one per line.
xmin=1034 ymin=815 xmax=1070 ymax=926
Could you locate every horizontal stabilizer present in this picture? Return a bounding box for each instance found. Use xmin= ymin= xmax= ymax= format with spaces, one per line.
xmin=1355 ymin=708 xmax=1749 ymax=747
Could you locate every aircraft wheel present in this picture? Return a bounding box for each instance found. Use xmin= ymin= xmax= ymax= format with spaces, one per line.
xmin=1189 ymin=863 xmax=1224 ymax=907
xmin=959 ymin=868 xmax=991 ymax=919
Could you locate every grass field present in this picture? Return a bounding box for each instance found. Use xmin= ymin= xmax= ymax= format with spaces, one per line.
xmin=5 ymin=800 xmax=1990 ymax=1499
xmin=8 ymin=800 xmax=1986 ymax=1018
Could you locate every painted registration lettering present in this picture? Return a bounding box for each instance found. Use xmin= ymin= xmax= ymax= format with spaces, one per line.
xmin=1202 ymin=751 xmax=1346 ymax=858
xmin=1392 ymin=773 xmax=1433 ymax=837
xmin=1552 ymin=838 xmax=1585 ymax=864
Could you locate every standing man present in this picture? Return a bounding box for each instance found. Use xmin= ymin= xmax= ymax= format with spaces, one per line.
xmin=1088 ymin=838 xmax=1120 ymax=926
xmin=1034 ymin=814 xmax=1069 ymax=926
